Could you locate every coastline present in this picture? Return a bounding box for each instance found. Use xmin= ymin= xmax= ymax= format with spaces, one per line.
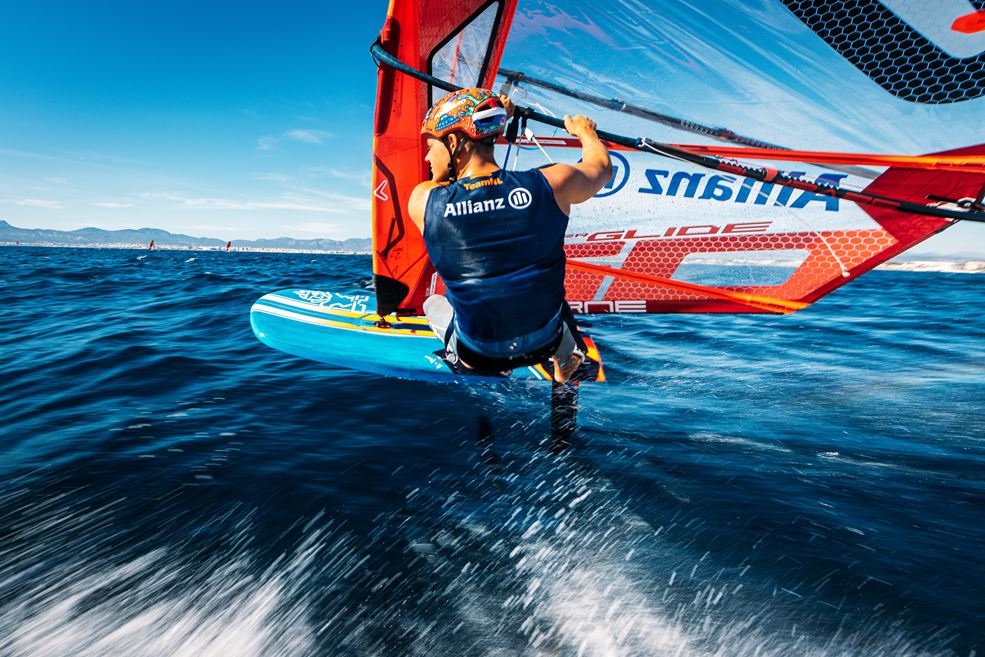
xmin=2 ymin=242 xmax=983 ymax=273
xmin=876 ymin=260 xmax=985 ymax=274
xmin=0 ymin=242 xmax=370 ymax=255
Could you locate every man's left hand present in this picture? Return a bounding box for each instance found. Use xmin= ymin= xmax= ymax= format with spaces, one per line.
xmin=499 ymin=94 xmax=515 ymax=120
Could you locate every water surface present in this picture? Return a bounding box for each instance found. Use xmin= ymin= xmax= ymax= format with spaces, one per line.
xmin=1 ymin=246 xmax=982 ymax=656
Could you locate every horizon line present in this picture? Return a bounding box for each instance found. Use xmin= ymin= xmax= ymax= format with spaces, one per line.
xmin=0 ymin=219 xmax=370 ymax=243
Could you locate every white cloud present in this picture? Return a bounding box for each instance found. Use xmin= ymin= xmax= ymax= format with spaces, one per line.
xmin=284 ymin=188 xmax=370 ymax=211
xmin=318 ymin=167 xmax=372 ymax=188
xmin=0 ymin=147 xmax=138 ymax=169
xmin=257 ymin=136 xmax=279 ymax=151
xmin=298 ymin=222 xmax=342 ymax=234
xmin=284 ymin=129 xmax=332 ymax=144
xmin=140 ymin=191 xmax=347 ymax=214
xmin=94 ymin=201 xmax=133 ymax=208
xmin=32 ymin=184 xmax=79 ymax=194
xmin=189 ymin=224 xmax=238 ymax=234
xmin=11 ymin=198 xmax=64 ymax=209
xmin=253 ymin=172 xmax=293 ymax=183
xmin=257 ymin=129 xmax=333 ymax=150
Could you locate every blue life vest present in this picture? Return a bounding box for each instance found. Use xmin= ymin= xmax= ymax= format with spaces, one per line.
xmin=423 ymin=168 xmax=568 ymax=353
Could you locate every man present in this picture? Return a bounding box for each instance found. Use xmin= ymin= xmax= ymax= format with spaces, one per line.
xmin=407 ymin=87 xmax=612 ymax=383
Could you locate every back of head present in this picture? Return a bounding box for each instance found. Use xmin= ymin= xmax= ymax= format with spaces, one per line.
xmin=421 ymin=88 xmax=508 ymax=144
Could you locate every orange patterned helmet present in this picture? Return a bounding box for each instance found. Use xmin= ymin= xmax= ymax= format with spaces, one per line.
xmin=421 ymin=88 xmax=508 ymax=141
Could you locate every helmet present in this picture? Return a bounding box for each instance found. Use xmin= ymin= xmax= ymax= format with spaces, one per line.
xmin=421 ymin=88 xmax=508 ymax=141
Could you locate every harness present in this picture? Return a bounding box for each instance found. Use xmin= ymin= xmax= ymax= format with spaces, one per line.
xmin=442 ymin=302 xmax=587 ymax=375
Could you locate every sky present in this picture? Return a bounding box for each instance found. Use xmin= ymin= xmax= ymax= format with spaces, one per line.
xmin=1 ymin=0 xmax=982 ymax=253
xmin=0 ymin=1 xmax=382 ymax=241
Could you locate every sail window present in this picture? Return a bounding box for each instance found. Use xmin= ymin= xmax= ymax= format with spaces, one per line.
xmin=671 ymin=250 xmax=810 ymax=288
xmin=428 ymin=1 xmax=500 ymax=101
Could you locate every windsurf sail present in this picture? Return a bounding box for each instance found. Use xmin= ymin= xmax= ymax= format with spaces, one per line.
xmin=371 ymin=0 xmax=984 ymax=316
xmin=371 ymin=0 xmax=518 ymax=317
xmin=497 ymin=67 xmax=790 ymax=151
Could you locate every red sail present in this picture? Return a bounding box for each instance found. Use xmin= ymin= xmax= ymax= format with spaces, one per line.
xmin=371 ymin=0 xmax=518 ymax=316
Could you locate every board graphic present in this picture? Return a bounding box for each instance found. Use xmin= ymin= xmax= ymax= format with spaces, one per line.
xmin=250 ymin=290 xmax=604 ymax=383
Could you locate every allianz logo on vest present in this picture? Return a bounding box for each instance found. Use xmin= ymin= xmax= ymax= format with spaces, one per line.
xmin=443 ymin=187 xmax=533 ymax=217
xmin=508 ymin=187 xmax=532 ymax=210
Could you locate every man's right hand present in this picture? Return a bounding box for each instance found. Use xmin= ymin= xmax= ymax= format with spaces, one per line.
xmin=541 ymin=115 xmax=612 ymax=214
xmin=563 ymin=115 xmax=599 ymax=140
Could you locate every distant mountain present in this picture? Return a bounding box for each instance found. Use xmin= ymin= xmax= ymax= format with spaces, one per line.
xmin=0 ymin=220 xmax=371 ymax=252
xmin=239 ymin=236 xmax=373 ymax=252
xmin=2 ymin=219 xmax=979 ymax=260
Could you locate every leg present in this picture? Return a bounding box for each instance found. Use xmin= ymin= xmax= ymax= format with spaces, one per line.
xmin=549 ymin=379 xmax=579 ymax=453
xmin=423 ymin=295 xmax=461 ymax=365
xmin=551 ymin=302 xmax=587 ymax=384
xmin=423 ymin=294 xmax=453 ymax=344
xmin=550 ymin=322 xmax=584 ymax=384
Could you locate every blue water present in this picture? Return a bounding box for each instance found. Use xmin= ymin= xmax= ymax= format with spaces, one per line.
xmin=1 ymin=246 xmax=982 ymax=656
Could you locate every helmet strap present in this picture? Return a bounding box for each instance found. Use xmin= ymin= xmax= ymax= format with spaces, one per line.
xmin=442 ymin=135 xmax=468 ymax=182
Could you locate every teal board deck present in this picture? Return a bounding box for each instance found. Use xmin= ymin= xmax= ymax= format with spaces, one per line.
xmin=250 ymin=290 xmax=604 ymax=383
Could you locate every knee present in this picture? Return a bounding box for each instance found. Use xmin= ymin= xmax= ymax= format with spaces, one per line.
xmin=423 ymin=294 xmax=449 ymax=315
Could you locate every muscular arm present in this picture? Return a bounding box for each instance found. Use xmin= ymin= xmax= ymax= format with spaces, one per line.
xmin=540 ymin=115 xmax=613 ymax=215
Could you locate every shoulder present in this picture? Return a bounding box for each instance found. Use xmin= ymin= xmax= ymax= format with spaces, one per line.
xmin=411 ymin=180 xmax=445 ymax=203
xmin=527 ymin=164 xmax=578 ymax=215
xmin=536 ymin=163 xmax=580 ymax=190
xmin=408 ymin=181 xmax=448 ymax=233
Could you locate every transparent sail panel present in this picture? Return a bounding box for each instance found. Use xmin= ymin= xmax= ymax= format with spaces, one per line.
xmin=671 ymin=250 xmax=811 ymax=288
xmin=430 ymin=2 xmax=499 ymax=92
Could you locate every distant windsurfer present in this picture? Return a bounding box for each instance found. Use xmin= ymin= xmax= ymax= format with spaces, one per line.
xmin=408 ymin=88 xmax=612 ymax=383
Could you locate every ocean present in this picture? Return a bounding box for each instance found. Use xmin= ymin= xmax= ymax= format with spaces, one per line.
xmin=1 ymin=246 xmax=982 ymax=656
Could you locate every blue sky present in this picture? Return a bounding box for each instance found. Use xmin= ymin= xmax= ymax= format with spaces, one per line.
xmin=0 ymin=1 xmax=382 ymax=240
xmin=2 ymin=0 xmax=982 ymax=253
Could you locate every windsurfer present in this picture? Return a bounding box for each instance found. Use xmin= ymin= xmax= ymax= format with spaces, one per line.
xmin=407 ymin=88 xmax=612 ymax=383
